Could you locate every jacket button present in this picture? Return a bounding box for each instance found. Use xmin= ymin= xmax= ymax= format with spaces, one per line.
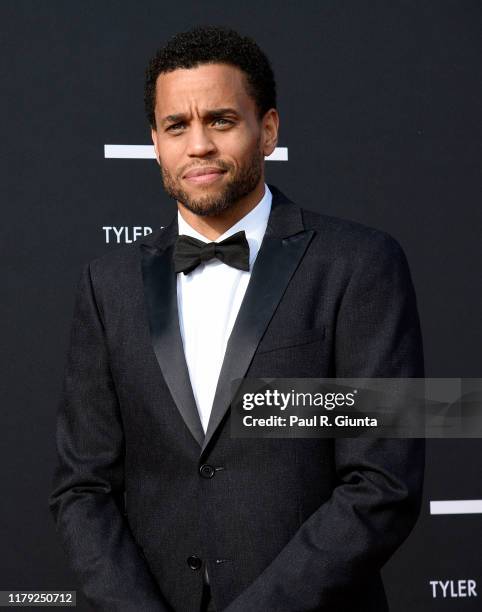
xmin=199 ymin=464 xmax=216 ymax=478
xmin=187 ymin=555 xmax=202 ymax=570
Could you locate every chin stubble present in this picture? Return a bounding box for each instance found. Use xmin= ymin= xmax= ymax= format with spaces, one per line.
xmin=159 ymin=144 xmax=264 ymax=217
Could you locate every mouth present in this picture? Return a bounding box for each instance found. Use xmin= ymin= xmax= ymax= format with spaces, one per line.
xmin=183 ymin=166 xmax=227 ymax=185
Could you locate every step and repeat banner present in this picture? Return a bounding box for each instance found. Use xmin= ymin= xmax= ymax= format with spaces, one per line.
xmin=1 ymin=1 xmax=480 ymax=610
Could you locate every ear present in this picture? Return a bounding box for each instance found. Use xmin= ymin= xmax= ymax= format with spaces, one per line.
xmin=151 ymin=128 xmax=161 ymax=165
xmin=261 ymin=109 xmax=279 ymax=157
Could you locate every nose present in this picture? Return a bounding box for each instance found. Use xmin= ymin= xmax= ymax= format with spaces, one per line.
xmin=186 ymin=123 xmax=217 ymax=158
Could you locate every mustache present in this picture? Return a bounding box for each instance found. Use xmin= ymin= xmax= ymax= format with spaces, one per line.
xmin=179 ymin=160 xmax=232 ymax=178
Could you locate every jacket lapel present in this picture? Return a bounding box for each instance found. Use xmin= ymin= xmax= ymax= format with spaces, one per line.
xmin=201 ymin=185 xmax=315 ymax=453
xmin=139 ymin=186 xmax=315 ymax=454
xmin=140 ymin=218 xmax=205 ymax=448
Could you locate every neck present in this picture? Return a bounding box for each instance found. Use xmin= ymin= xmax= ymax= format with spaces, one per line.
xmin=177 ymin=179 xmax=266 ymax=241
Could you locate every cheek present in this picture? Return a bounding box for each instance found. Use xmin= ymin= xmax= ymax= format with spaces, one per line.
xmin=157 ymin=142 xmax=182 ymax=173
xmin=223 ymin=133 xmax=258 ymax=165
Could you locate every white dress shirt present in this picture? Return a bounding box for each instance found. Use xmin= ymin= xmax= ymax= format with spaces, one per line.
xmin=177 ymin=184 xmax=272 ymax=434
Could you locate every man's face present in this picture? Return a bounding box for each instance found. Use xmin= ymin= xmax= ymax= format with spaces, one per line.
xmin=151 ymin=63 xmax=270 ymax=216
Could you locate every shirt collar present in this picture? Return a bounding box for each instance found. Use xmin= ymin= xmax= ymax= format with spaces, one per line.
xmin=177 ymin=183 xmax=272 ymax=267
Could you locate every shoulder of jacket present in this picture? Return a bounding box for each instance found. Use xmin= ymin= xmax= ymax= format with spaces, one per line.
xmin=85 ymin=226 xmax=166 ymax=275
xmin=300 ymin=207 xmax=404 ymax=258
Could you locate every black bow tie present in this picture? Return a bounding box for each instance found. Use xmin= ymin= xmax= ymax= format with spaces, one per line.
xmin=174 ymin=230 xmax=250 ymax=275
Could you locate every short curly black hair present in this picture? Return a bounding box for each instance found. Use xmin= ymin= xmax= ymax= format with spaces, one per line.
xmin=144 ymin=25 xmax=277 ymax=128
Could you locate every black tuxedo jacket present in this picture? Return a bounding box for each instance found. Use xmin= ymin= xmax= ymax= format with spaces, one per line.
xmin=49 ymin=184 xmax=425 ymax=612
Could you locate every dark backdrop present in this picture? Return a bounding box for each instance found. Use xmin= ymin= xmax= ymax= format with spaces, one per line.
xmin=1 ymin=1 xmax=481 ymax=610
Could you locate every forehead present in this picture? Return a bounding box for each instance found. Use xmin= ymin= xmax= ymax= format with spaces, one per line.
xmin=154 ymin=63 xmax=254 ymax=115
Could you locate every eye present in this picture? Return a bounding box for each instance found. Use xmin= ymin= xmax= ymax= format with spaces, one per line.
xmin=213 ymin=118 xmax=233 ymax=127
xmin=166 ymin=122 xmax=185 ymax=132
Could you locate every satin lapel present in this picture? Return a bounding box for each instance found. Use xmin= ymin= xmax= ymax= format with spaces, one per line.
xmin=140 ymin=221 xmax=205 ymax=447
xmin=201 ymin=189 xmax=315 ymax=453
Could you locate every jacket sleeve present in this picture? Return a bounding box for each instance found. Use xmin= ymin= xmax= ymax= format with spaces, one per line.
xmin=224 ymin=232 xmax=425 ymax=611
xmin=49 ymin=263 xmax=171 ymax=612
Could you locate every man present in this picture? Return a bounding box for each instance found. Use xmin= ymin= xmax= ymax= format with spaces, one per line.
xmin=49 ymin=26 xmax=425 ymax=612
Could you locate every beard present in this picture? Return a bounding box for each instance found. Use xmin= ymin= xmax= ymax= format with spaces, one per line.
xmin=159 ymin=140 xmax=264 ymax=217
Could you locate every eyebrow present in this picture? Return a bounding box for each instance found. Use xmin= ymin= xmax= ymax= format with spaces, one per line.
xmin=161 ymin=108 xmax=240 ymax=127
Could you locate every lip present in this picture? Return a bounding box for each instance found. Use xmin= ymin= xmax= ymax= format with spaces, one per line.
xmin=183 ymin=166 xmax=226 ymax=185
